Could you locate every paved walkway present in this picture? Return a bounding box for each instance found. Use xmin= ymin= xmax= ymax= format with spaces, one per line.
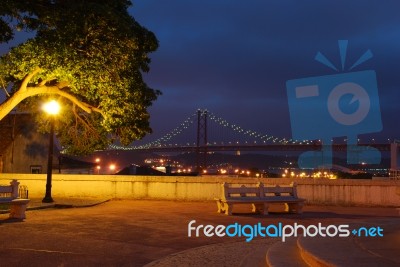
xmin=0 ymin=199 xmax=399 ymax=266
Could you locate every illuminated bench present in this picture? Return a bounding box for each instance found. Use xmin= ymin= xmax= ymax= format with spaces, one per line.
xmin=0 ymin=180 xmax=30 ymax=219
xmin=215 ymin=182 xmax=305 ymax=215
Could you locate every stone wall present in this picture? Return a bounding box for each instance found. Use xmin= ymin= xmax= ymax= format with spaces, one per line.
xmin=0 ymin=174 xmax=399 ymax=206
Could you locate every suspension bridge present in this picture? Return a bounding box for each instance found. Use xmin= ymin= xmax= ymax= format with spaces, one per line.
xmin=109 ymin=109 xmax=398 ymax=171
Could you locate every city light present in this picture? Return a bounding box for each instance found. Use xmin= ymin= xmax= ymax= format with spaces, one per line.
xmin=280 ymin=169 xmax=337 ymax=179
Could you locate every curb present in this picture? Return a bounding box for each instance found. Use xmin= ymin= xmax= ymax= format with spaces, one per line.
xmin=297 ymin=237 xmax=333 ymax=267
xmin=27 ymin=198 xmax=112 ymax=211
xmin=266 ymin=238 xmax=309 ymax=267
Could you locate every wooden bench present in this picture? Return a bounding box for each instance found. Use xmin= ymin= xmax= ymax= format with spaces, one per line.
xmin=0 ymin=180 xmax=30 ymax=219
xmin=215 ymin=182 xmax=305 ymax=215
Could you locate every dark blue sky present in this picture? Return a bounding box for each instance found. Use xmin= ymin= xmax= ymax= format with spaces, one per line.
xmin=129 ymin=0 xmax=400 ymax=144
xmin=1 ymin=1 xmax=400 ymax=146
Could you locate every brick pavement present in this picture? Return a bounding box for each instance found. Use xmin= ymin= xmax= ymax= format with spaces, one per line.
xmin=0 ymin=199 xmax=399 ymax=266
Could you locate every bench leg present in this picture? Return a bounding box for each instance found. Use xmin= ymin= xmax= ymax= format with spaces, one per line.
xmin=217 ymin=200 xmax=224 ymax=213
xmin=285 ymin=203 xmax=304 ymax=214
xmin=297 ymin=202 xmax=304 ymax=214
xmin=9 ymin=203 xmax=27 ymax=219
xmin=224 ymin=203 xmax=233 ymax=216
xmin=262 ymin=203 xmax=269 ymax=215
xmin=252 ymin=203 xmax=269 ymax=215
xmin=216 ymin=200 xmax=225 ymax=214
xmin=252 ymin=203 xmax=260 ymax=213
xmin=285 ymin=203 xmax=295 ymax=213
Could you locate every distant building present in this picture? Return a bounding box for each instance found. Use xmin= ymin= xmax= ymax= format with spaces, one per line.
xmin=57 ymin=155 xmax=96 ymax=174
xmin=0 ymin=113 xmax=95 ymax=174
xmin=0 ymin=113 xmax=51 ymax=173
xmin=116 ymin=164 xmax=167 ymax=175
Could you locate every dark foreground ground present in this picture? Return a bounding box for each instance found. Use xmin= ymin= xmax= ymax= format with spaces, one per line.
xmin=0 ymin=199 xmax=399 ymax=267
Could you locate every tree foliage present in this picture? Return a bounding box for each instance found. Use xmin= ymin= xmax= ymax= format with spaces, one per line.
xmin=0 ymin=0 xmax=160 ymax=155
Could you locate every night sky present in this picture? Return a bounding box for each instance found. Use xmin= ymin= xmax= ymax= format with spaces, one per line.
xmin=129 ymin=0 xmax=400 ymax=144
xmin=1 ymin=1 xmax=400 ymax=146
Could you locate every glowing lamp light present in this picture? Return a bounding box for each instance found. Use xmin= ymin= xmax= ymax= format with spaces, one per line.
xmin=43 ymin=100 xmax=60 ymax=115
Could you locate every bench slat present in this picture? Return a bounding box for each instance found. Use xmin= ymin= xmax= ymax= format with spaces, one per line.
xmin=0 ymin=187 xmax=12 ymax=193
xmin=264 ymin=187 xmax=293 ymax=192
xmin=226 ymin=187 xmax=259 ymax=194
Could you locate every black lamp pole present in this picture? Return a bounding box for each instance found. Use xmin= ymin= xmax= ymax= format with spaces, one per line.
xmin=42 ymin=117 xmax=55 ymax=203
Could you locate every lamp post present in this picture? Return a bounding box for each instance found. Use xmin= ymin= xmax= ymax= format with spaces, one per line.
xmin=42 ymin=100 xmax=60 ymax=203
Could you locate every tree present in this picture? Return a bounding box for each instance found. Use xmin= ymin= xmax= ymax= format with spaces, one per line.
xmin=0 ymin=0 xmax=160 ymax=154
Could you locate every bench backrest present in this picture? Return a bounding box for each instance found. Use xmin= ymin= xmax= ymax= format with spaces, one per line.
xmin=261 ymin=182 xmax=298 ymax=198
xmin=0 ymin=180 xmax=20 ymax=199
xmin=222 ymin=182 xmax=262 ymax=199
xmin=221 ymin=182 xmax=299 ymax=199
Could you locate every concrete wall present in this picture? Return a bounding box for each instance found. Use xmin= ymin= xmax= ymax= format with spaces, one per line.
xmin=0 ymin=174 xmax=399 ymax=207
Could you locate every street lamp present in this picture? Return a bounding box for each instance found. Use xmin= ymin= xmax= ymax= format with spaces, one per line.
xmin=109 ymin=164 xmax=116 ymax=172
xmin=42 ymin=100 xmax=60 ymax=203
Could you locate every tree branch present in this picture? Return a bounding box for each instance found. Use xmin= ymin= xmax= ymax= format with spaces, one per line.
xmin=34 ymin=85 xmax=104 ymax=115
xmin=0 ymin=82 xmax=105 ymax=121
xmin=0 ymin=77 xmax=10 ymax=97
xmin=38 ymin=77 xmax=56 ymax=86
xmin=20 ymin=67 xmax=41 ymax=91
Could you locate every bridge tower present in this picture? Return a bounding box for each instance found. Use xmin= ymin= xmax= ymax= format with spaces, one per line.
xmin=196 ymin=109 xmax=208 ymax=172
